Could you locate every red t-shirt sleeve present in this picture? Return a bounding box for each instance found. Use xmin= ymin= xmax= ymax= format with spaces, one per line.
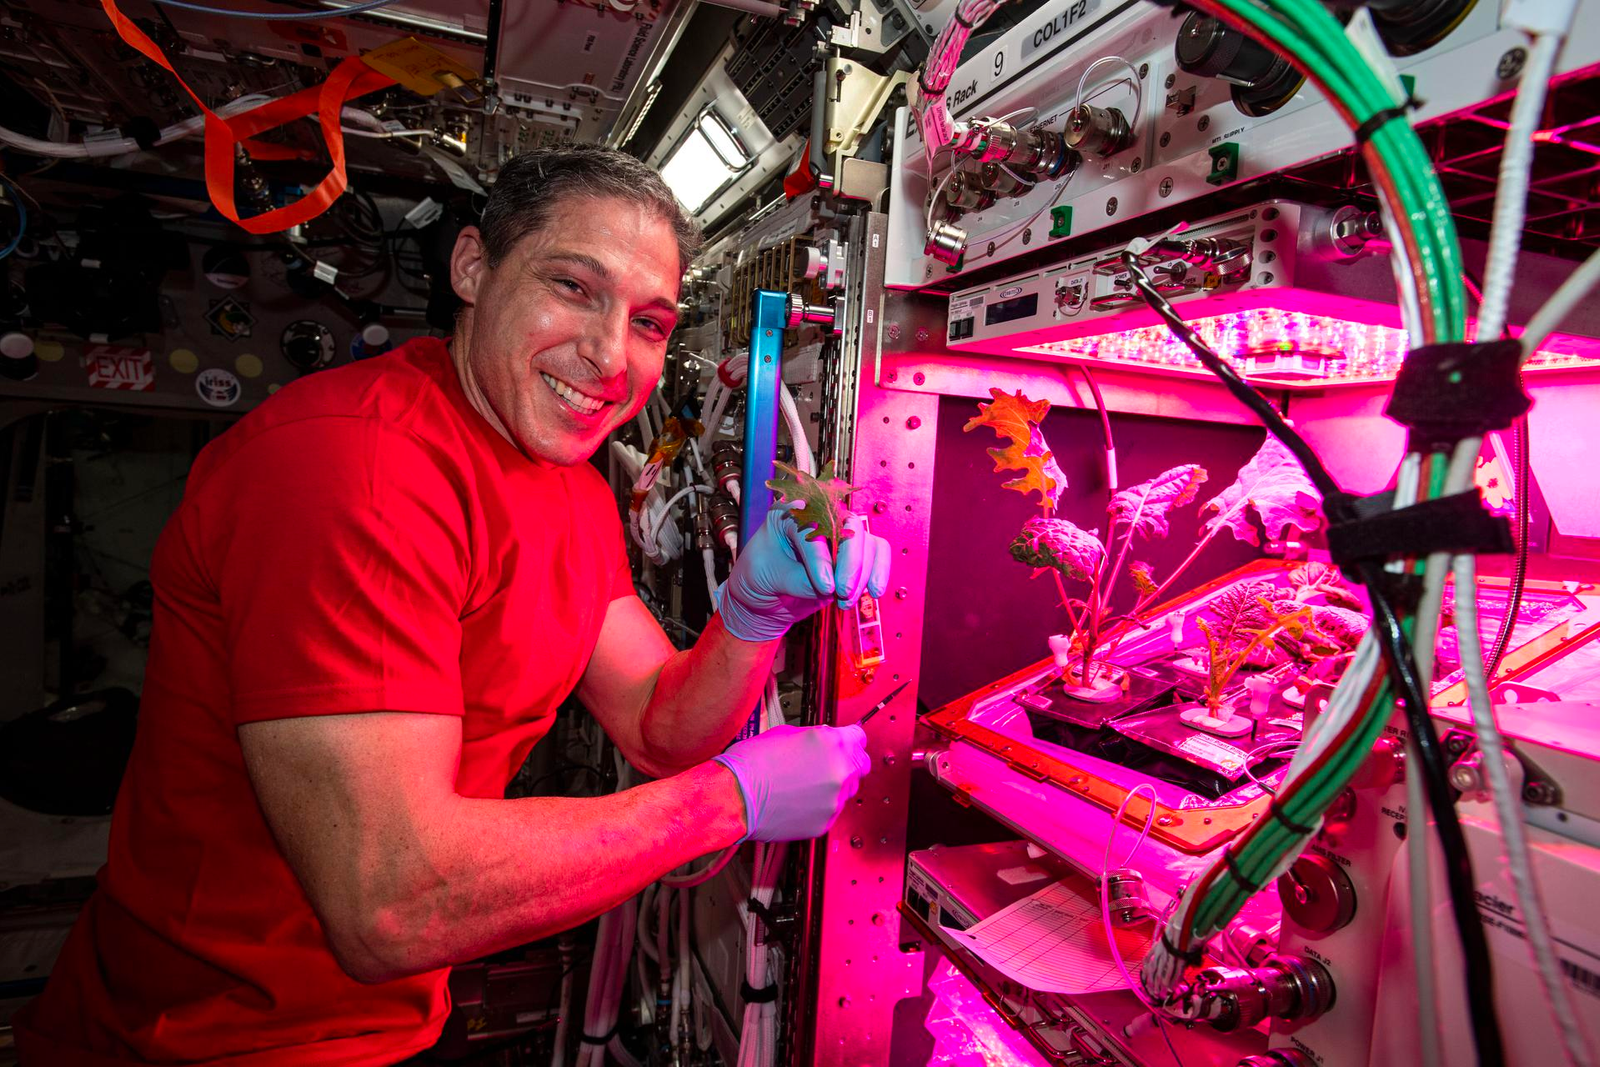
xmin=197 ymin=416 xmax=470 ymax=725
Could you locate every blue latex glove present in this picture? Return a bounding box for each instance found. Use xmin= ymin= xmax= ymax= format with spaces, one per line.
xmin=717 ymin=505 xmax=892 ymax=643
xmin=712 ymin=724 xmax=871 ymax=842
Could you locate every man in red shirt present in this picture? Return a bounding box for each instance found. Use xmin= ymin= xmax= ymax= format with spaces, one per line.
xmin=16 ymin=145 xmax=886 ymax=1065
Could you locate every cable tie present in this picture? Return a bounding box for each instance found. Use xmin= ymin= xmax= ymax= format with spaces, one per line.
xmin=1351 ymin=93 xmax=1422 ymax=146
xmin=579 ymin=1022 xmax=621 ymax=1045
xmin=741 ymin=978 xmax=780 ymax=1004
xmin=1386 ymin=338 xmax=1532 ymax=448
xmin=952 ymin=9 xmax=975 ymax=27
xmin=1268 ymin=796 xmax=1316 ymax=836
xmin=1326 ymin=489 xmax=1514 ymax=580
xmin=1220 ymin=846 xmax=1256 ymax=893
xmin=1160 ymin=930 xmax=1205 ymax=967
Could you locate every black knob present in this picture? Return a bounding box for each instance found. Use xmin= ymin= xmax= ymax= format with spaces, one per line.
xmin=1176 ymin=12 xmax=1281 ymax=87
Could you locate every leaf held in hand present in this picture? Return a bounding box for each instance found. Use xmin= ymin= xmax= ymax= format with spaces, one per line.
xmin=766 ymin=460 xmax=859 ymax=549
xmin=1009 ymin=516 xmax=1105 ymax=583
xmin=964 ymin=388 xmax=1068 ymax=508
xmin=1129 ymin=560 xmax=1158 ymax=596
xmin=1109 ymin=464 xmax=1208 ymax=540
xmin=1201 ymin=436 xmax=1324 ymax=547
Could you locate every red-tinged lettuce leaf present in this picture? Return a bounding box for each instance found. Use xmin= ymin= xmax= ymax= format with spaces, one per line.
xmin=1109 ymin=464 xmax=1208 ymax=541
xmin=963 ymin=388 xmax=1067 ymax=508
xmin=1206 ymin=581 xmax=1280 ymax=655
xmin=766 ymin=460 xmax=859 ymax=548
xmin=1287 ymin=562 xmax=1361 ymax=608
xmin=1201 ymin=437 xmax=1324 ymax=547
xmin=1130 ymin=560 xmax=1158 ymax=596
xmin=1009 ymin=516 xmax=1105 ymax=583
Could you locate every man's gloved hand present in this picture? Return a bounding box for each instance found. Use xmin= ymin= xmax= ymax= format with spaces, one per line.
xmin=713 ymin=724 xmax=871 ymax=842
xmin=717 ymin=505 xmax=891 ymax=643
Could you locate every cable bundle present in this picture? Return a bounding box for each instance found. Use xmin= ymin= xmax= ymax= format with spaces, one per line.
xmin=913 ymin=0 xmax=1012 ymax=169
xmin=1112 ymin=6 xmax=1595 ymax=1067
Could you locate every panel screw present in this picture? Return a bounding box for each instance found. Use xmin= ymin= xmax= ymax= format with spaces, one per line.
xmin=1260 ymin=272 xmax=1274 ymax=284
xmin=1444 ymin=733 xmax=1472 ymax=756
xmin=913 ymin=371 xmax=926 ymax=385
xmin=1198 ymin=115 xmax=1210 ymax=132
xmin=894 ymin=587 xmax=908 ymax=600
xmin=915 ymin=328 xmax=930 ymax=342
xmin=1105 ymin=197 xmax=1118 ymax=215
xmin=850 ymin=836 xmax=864 ymax=848
xmin=1022 ymin=228 xmax=1032 ymax=245
xmin=1138 ymin=62 xmax=1149 ymax=79
xmin=986 ymin=241 xmax=996 ymax=256
xmin=1261 ymin=250 xmax=1275 ymax=263
xmin=1164 ymin=73 xmax=1176 ymax=89
xmin=1159 ymin=132 xmax=1171 ymax=147
xmin=873 ymin=501 xmax=887 ymax=514
xmin=1131 ymin=157 xmax=1142 ymax=172
xmin=886 ymin=371 xmax=897 ymax=382
xmin=1498 ymin=47 xmax=1527 ymax=80
xmin=765 ymin=329 xmax=773 ymax=336
xmin=1524 ymin=781 xmax=1560 ymax=806
xmin=1159 ymin=177 xmax=1174 ymax=198
xmin=906 ymin=415 xmax=922 ymax=429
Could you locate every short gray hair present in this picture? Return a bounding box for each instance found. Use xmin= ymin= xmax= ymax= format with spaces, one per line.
xmin=479 ymin=145 xmax=702 ymax=274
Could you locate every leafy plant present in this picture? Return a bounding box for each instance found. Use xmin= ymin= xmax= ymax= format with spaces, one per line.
xmin=969 ymin=395 xmax=1333 ymax=696
xmin=766 ymin=460 xmax=859 ymax=559
xmin=964 ymin=389 xmax=1067 ymax=508
xmin=1197 ymin=586 xmax=1320 ymax=714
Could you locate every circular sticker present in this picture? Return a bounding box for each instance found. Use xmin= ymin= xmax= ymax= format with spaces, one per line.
xmin=35 ymin=340 xmax=65 ymax=363
xmin=235 ymin=353 xmax=264 ymax=379
xmin=169 ymin=348 xmax=199 ymax=374
xmin=196 ymin=367 xmax=242 ymax=407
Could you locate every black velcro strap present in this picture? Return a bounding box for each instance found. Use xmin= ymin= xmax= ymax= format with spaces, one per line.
xmin=123 ymin=116 xmax=162 ymax=151
xmin=1269 ymin=796 xmax=1316 ymax=836
xmin=952 ymin=9 xmax=974 ymax=26
xmin=1385 ymin=339 xmax=1532 ymax=449
xmin=742 ymin=979 xmax=780 ymax=1004
xmin=580 ymin=1023 xmax=621 ymax=1045
xmin=1326 ymin=490 xmax=1514 ymax=577
xmin=1352 ymin=95 xmax=1421 ymax=145
xmin=1161 ymin=930 xmax=1205 ymax=967
xmin=1221 ymin=847 xmax=1256 ymax=893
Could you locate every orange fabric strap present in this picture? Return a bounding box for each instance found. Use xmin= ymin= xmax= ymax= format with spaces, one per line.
xmin=99 ymin=0 xmax=396 ymax=233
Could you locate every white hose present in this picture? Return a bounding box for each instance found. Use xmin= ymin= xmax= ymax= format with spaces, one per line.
xmin=778 ymin=382 xmax=815 ymax=476
xmin=1448 ymin=429 xmax=1594 ymax=1066
xmin=0 ymin=93 xmax=274 ymax=158
xmin=704 ymin=546 xmax=720 ymax=603
xmin=1476 ymin=33 xmax=1562 ymax=341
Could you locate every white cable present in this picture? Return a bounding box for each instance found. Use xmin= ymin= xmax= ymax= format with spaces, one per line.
xmin=674 ymin=887 xmax=692 ymax=1058
xmin=0 ymin=93 xmax=273 ymax=158
xmin=1520 ymin=244 xmax=1600 ymax=358
xmin=704 ymin=546 xmax=720 ymax=604
xmin=649 ymin=483 xmax=711 ymax=545
xmin=1476 ymin=33 xmax=1562 ymax=341
xmin=1455 ymin=550 xmax=1593 ymax=1066
xmin=777 ymin=383 xmax=815 ymax=476
xmin=1100 ymin=784 xmax=1186 ymax=1067
xmin=698 ymin=376 xmax=725 ymax=452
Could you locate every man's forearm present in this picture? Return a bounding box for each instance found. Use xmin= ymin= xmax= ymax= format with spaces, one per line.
xmin=348 ymin=763 xmax=744 ymax=982
xmin=637 ymin=614 xmax=778 ymax=774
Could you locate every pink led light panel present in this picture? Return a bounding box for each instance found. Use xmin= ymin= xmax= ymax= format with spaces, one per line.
xmin=1017 ymin=308 xmax=1600 ymax=384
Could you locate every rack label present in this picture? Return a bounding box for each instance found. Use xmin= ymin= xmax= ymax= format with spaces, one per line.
xmin=1021 ymin=0 xmax=1099 ymax=62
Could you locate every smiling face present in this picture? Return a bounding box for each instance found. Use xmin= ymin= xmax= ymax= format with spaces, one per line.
xmin=448 ymin=195 xmax=682 ymax=467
